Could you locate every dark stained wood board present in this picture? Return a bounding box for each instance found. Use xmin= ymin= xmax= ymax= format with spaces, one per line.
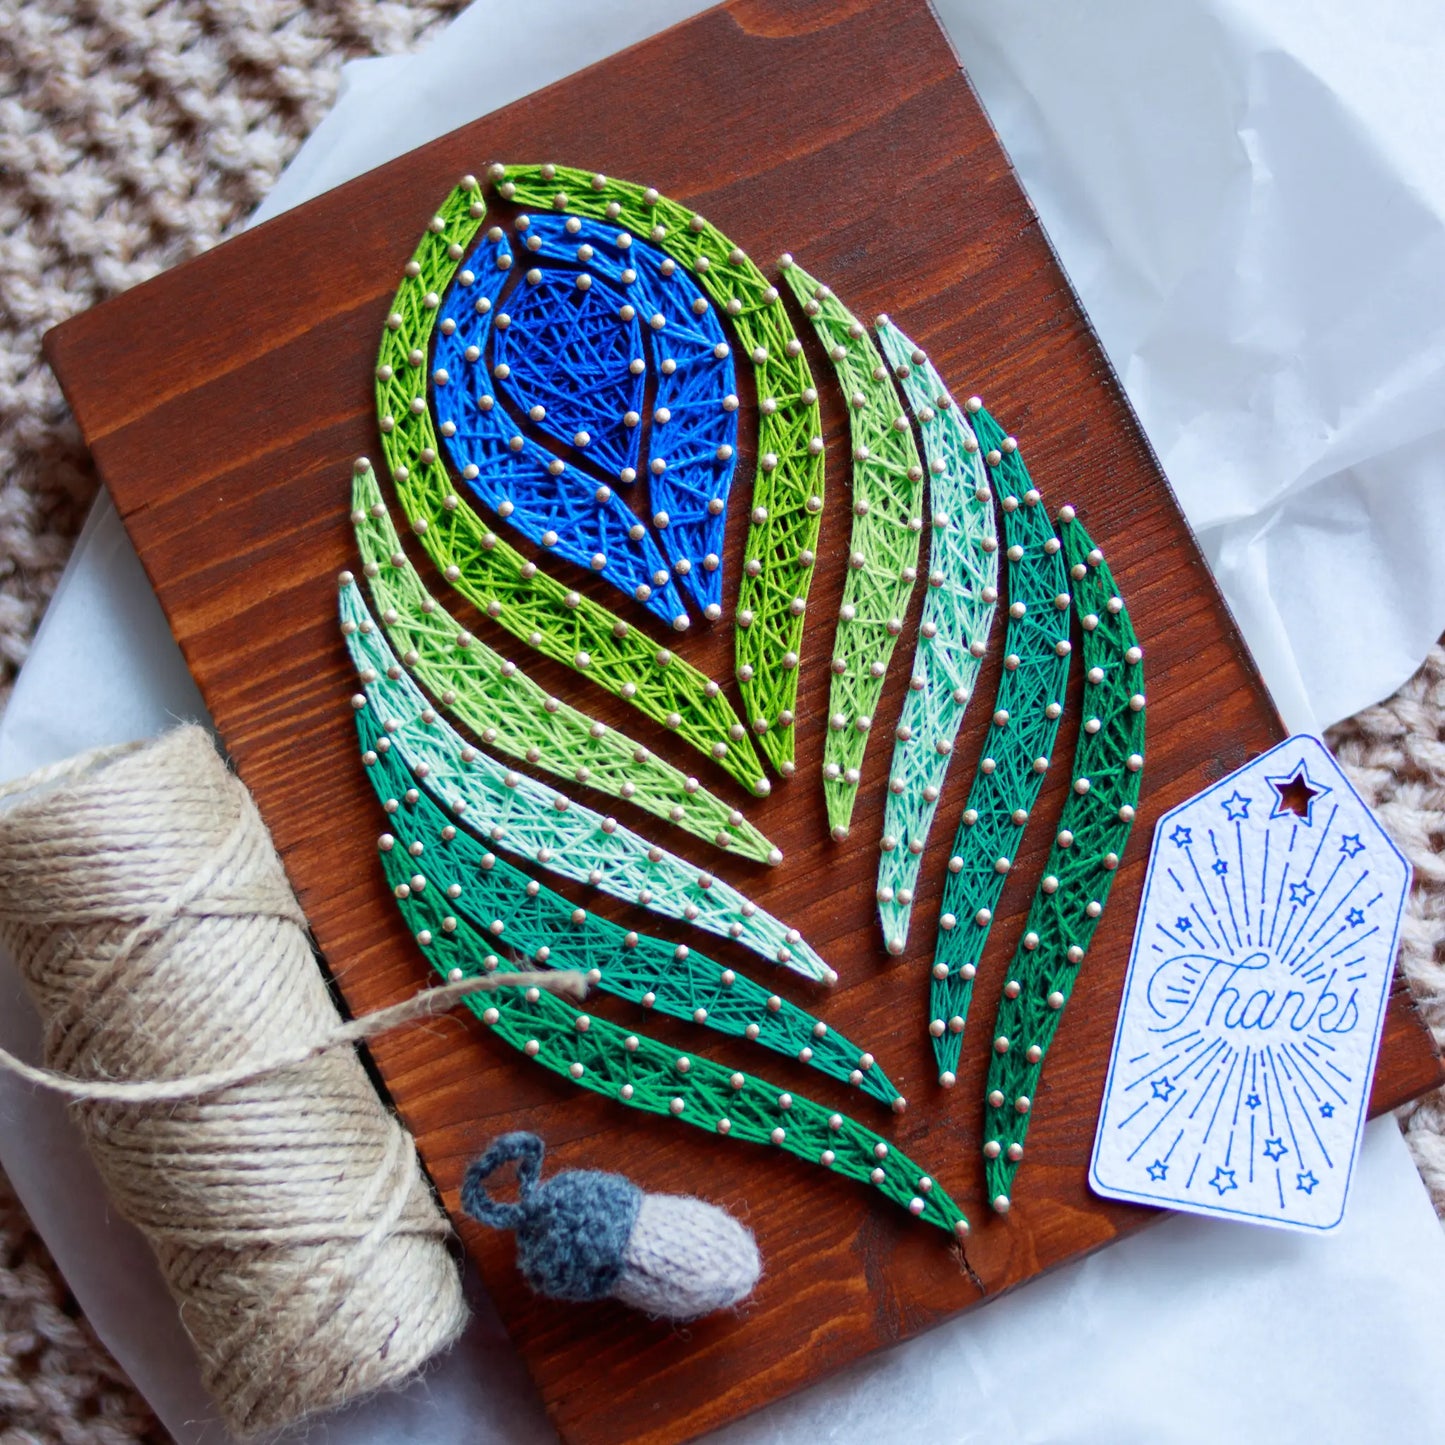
xmin=44 ymin=2 xmax=1441 ymax=1442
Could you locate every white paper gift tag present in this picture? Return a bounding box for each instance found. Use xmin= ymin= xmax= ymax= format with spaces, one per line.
xmin=1090 ymin=735 xmax=1411 ymax=1232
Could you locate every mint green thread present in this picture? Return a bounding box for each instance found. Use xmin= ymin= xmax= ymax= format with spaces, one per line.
xmin=350 ymin=463 xmax=778 ymax=862
xmin=342 ymin=579 xmax=833 ymax=982
xmin=873 ymin=320 xmax=999 ymax=956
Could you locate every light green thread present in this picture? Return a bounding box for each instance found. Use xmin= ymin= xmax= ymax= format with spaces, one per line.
xmin=350 ymin=463 xmax=779 ymax=862
xmin=494 ymin=164 xmax=824 ymax=778
xmin=873 ymin=320 xmax=999 ymax=956
xmin=778 ymin=263 xmax=924 ymax=840
xmin=982 ymin=511 xmax=1146 ymax=1212
xmin=342 ymin=579 xmax=833 ymax=982
xmin=927 ymin=406 xmax=1073 ymax=1086
xmin=375 ymin=177 xmax=768 ymax=795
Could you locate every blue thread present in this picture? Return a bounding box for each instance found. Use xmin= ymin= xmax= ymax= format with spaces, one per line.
xmin=433 ymin=232 xmax=690 ymax=628
xmin=494 ymin=268 xmax=644 ymax=480
xmin=462 ymin=1131 xmax=642 ymax=1301
xmin=513 ymin=214 xmax=740 ymax=616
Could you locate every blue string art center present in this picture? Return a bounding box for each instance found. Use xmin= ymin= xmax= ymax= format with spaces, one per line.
xmin=431 ymin=214 xmax=740 ymax=625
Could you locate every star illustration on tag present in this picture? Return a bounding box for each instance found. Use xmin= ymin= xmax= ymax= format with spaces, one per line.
xmin=1265 ymin=760 xmax=1332 ymax=825
xmin=1091 ymin=735 xmax=1411 ymax=1233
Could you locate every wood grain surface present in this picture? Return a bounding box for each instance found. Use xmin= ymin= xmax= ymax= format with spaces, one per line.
xmin=45 ymin=2 xmax=1442 ymax=1441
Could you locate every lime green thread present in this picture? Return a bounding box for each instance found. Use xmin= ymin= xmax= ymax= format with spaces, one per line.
xmin=982 ymin=510 xmax=1145 ymax=1213
xmin=494 ymin=164 xmax=824 ymax=779
xmin=778 ymin=262 xmax=924 ymax=841
xmin=343 ymin=580 xmax=834 ymax=981
xmin=927 ymin=406 xmax=1072 ymax=1086
xmin=350 ymin=463 xmax=778 ymax=862
xmin=873 ymin=320 xmax=999 ymax=955
xmin=375 ymin=177 xmax=767 ymax=795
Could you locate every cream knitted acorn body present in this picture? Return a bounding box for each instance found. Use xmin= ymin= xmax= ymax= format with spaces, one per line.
xmin=463 ymin=1133 xmax=760 ymax=1319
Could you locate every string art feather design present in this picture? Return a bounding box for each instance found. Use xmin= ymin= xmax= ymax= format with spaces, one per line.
xmin=778 ymin=261 xmax=924 ymax=840
xmin=356 ymin=708 xmax=888 ymax=1104
xmin=873 ymin=320 xmax=999 ymax=955
xmin=350 ymin=464 xmax=777 ymax=862
xmin=342 ymin=579 xmax=832 ymax=982
xmin=375 ymin=177 xmax=769 ymax=796
xmin=495 ymin=164 xmax=824 ymax=779
xmin=982 ymin=509 xmax=1145 ymax=1212
xmin=512 ymin=212 xmax=739 ymax=619
xmin=357 ymin=712 xmax=967 ymax=1234
xmin=927 ymin=406 xmax=1072 ymax=1086
xmin=430 ymin=229 xmax=690 ymax=627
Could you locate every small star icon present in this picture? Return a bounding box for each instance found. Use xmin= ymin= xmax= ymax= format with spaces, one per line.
xmin=1288 ymin=880 xmax=1315 ymax=907
xmin=1346 ymin=908 xmax=1365 ymax=927
xmin=1169 ymin=825 xmax=1193 ymax=848
xmin=1296 ymin=1170 xmax=1319 ymax=1195
xmin=1176 ymin=916 xmax=1193 ymax=932
xmin=1245 ymin=1092 xmax=1261 ymax=1110
xmin=1266 ymin=762 xmax=1332 ymax=826
xmin=1222 ymin=791 xmax=1252 ymax=822
xmin=1262 ymin=1137 xmax=1288 ymax=1161
xmin=1210 ymin=1166 xmax=1238 ymax=1196
xmin=1152 ymin=1077 xmax=1176 ymax=1101
xmin=1147 ymin=1160 xmax=1169 ymax=1182
xmin=1211 ymin=858 xmax=1229 ymax=876
xmin=1339 ymin=833 xmax=1365 ymax=859
xmin=1320 ymin=1103 xmax=1335 ymax=1119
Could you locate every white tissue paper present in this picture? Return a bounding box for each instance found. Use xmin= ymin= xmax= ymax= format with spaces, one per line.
xmin=5 ymin=1 xmax=1445 ymax=1441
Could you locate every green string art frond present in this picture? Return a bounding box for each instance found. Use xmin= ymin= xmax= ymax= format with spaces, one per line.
xmin=981 ymin=510 xmax=1146 ymax=1213
xmin=375 ymin=177 xmax=769 ymax=796
xmin=350 ymin=463 xmax=779 ymax=863
xmin=927 ymin=406 xmax=1073 ymax=1086
xmin=341 ymin=578 xmax=834 ymax=983
xmin=872 ymin=320 xmax=999 ymax=956
xmin=355 ymin=707 xmax=892 ymax=1107
xmin=494 ymin=164 xmax=824 ymax=779
xmin=358 ymin=715 xmax=972 ymax=1238
xmin=778 ymin=261 xmax=924 ymax=841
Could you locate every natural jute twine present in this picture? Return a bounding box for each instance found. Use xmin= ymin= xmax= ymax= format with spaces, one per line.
xmin=0 ymin=724 xmax=582 ymax=1436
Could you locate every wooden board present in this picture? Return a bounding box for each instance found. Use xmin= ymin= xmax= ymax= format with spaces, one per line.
xmin=44 ymin=2 xmax=1441 ymax=1441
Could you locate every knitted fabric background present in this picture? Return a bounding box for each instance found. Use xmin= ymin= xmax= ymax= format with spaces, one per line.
xmin=0 ymin=1 xmax=1441 ymax=1439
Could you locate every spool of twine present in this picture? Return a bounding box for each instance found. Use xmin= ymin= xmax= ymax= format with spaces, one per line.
xmin=0 ymin=725 xmax=579 ymax=1436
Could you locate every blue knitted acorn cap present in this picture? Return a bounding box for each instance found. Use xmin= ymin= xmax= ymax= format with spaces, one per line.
xmin=461 ymin=1132 xmax=643 ymax=1302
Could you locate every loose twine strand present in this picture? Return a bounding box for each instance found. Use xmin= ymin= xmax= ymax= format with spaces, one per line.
xmin=0 ymin=725 xmax=582 ymax=1436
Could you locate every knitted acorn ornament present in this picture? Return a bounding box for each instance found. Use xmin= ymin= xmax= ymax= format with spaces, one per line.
xmin=462 ymin=1132 xmax=761 ymax=1319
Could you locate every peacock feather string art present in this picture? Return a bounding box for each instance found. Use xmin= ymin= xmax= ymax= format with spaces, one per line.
xmin=981 ymin=508 xmax=1145 ymax=1212
xmin=387 ymin=844 xmax=968 ymax=1236
xmin=429 ymin=229 xmax=690 ymax=627
xmin=872 ymin=320 xmax=999 ymax=954
xmin=511 ymin=212 xmax=739 ymax=619
xmin=375 ymin=177 xmax=768 ymax=795
xmin=355 ymin=707 xmax=895 ymax=1106
xmin=350 ymin=464 xmax=778 ymax=862
xmin=927 ymin=405 xmax=1072 ymax=1086
xmin=342 ymin=579 xmax=834 ymax=983
xmin=495 ymin=164 xmax=824 ymax=778
xmin=778 ymin=261 xmax=924 ymax=840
